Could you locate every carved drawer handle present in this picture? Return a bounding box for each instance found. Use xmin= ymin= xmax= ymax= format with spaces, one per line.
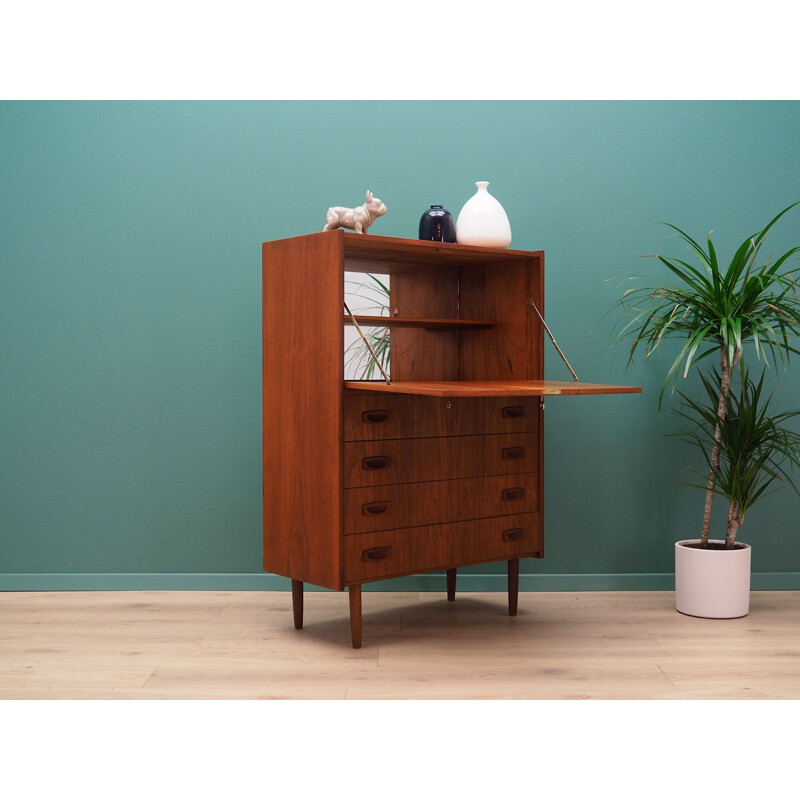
xmin=362 ymin=546 xmax=392 ymax=562
xmin=502 ymin=528 xmax=526 ymax=543
xmin=501 ymin=487 xmax=526 ymax=501
xmin=502 ymin=405 xmax=526 ymax=419
xmin=502 ymin=446 xmax=526 ymax=460
xmin=362 ymin=455 xmax=392 ymax=470
xmin=363 ymin=409 xmax=390 ymax=423
xmin=362 ymin=502 xmax=390 ymax=516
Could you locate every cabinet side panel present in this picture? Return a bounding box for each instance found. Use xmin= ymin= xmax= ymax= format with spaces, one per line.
xmin=262 ymin=234 xmax=343 ymax=590
xmin=535 ymin=254 xmax=545 ymax=558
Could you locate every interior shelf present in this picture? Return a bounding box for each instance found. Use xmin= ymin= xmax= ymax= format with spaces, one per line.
xmin=343 ymin=380 xmax=643 ymax=397
xmin=345 ymin=315 xmax=495 ymax=331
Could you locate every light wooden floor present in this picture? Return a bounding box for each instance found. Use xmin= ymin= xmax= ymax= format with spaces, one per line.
xmin=1 ymin=589 xmax=799 ymax=699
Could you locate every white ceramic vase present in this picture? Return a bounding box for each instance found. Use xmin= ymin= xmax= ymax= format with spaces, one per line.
xmin=455 ymin=181 xmax=512 ymax=248
xmin=674 ymin=539 xmax=751 ymax=619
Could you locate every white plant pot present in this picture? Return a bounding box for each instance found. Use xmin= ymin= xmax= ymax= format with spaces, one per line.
xmin=455 ymin=181 xmax=512 ymax=247
xmin=675 ymin=539 xmax=751 ymax=619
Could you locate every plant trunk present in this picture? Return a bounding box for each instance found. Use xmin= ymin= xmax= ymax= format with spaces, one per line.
xmin=700 ymin=347 xmax=732 ymax=547
xmin=726 ymin=500 xmax=742 ymax=549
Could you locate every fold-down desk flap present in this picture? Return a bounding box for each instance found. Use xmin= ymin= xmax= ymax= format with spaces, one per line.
xmin=343 ymin=380 xmax=642 ymax=397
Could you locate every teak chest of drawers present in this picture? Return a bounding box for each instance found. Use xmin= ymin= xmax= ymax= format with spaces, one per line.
xmin=262 ymin=231 xmax=639 ymax=647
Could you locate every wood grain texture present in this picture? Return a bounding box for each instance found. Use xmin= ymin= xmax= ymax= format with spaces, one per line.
xmin=343 ymin=394 xmax=539 ymax=441
xmin=343 ymin=432 xmax=539 ymax=487
xmin=343 ymin=513 xmax=541 ymax=583
xmin=262 ymin=234 xmax=343 ymax=590
xmin=262 ymin=231 xmax=640 ymax=643
xmin=4 ymin=590 xmax=799 ymax=699
xmin=458 ymin=257 xmax=540 ymax=382
xmin=339 ymin=230 xmax=543 ymax=272
xmin=389 ymin=266 xmax=460 ymax=381
xmin=343 ymin=473 xmax=539 ymax=534
xmin=344 ymin=380 xmax=642 ymax=396
xmin=346 ymin=315 xmax=494 ymax=330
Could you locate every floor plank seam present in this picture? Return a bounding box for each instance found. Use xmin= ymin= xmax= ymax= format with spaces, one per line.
xmin=655 ymin=663 xmax=677 ymax=688
xmin=141 ymin=666 xmax=159 ymax=689
xmin=641 ymin=626 xmax=664 ymax=646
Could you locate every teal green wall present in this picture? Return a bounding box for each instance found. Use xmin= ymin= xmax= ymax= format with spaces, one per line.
xmin=3 ymin=101 xmax=800 ymax=591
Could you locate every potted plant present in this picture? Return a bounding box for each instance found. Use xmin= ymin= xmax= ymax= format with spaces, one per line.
xmin=344 ymin=273 xmax=391 ymax=380
xmin=612 ymin=201 xmax=800 ymax=616
xmin=672 ymin=367 xmax=800 ymax=616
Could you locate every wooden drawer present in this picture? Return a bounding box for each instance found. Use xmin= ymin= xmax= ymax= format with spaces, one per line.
xmin=343 ymin=394 xmax=539 ymax=441
xmin=344 ymin=432 xmax=538 ymax=487
xmin=344 ymin=513 xmax=541 ymax=583
xmin=344 ymin=473 xmax=538 ymax=533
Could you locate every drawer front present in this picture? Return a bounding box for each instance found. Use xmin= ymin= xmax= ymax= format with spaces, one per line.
xmin=343 ymin=394 xmax=539 ymax=441
xmin=344 ymin=432 xmax=538 ymax=487
xmin=344 ymin=473 xmax=538 ymax=534
xmin=344 ymin=513 xmax=541 ymax=583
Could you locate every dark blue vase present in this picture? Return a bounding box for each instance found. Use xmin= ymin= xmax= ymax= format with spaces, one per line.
xmin=419 ymin=205 xmax=456 ymax=243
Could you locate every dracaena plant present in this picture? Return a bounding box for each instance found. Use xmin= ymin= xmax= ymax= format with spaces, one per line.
xmin=612 ymin=202 xmax=800 ymax=547
xmin=674 ymin=367 xmax=800 ymax=548
xmin=344 ymin=273 xmax=391 ymax=380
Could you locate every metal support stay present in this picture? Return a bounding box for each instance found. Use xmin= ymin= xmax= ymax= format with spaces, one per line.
xmin=344 ymin=301 xmax=391 ymax=385
xmin=527 ymin=297 xmax=579 ymax=382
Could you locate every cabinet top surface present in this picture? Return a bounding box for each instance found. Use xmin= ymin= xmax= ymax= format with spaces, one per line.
xmin=263 ymin=230 xmax=543 ymax=265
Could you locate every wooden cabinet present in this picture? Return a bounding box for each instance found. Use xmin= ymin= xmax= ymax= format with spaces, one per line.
xmin=262 ymin=230 xmax=639 ymax=647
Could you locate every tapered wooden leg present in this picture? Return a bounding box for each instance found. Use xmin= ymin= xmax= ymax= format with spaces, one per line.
xmin=291 ymin=579 xmax=303 ymax=630
xmin=508 ymin=558 xmax=519 ymax=617
xmin=447 ymin=568 xmax=457 ymax=601
xmin=349 ymin=584 xmax=362 ymax=649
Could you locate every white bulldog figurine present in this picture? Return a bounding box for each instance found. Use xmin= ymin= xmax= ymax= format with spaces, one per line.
xmin=323 ymin=190 xmax=387 ymax=234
